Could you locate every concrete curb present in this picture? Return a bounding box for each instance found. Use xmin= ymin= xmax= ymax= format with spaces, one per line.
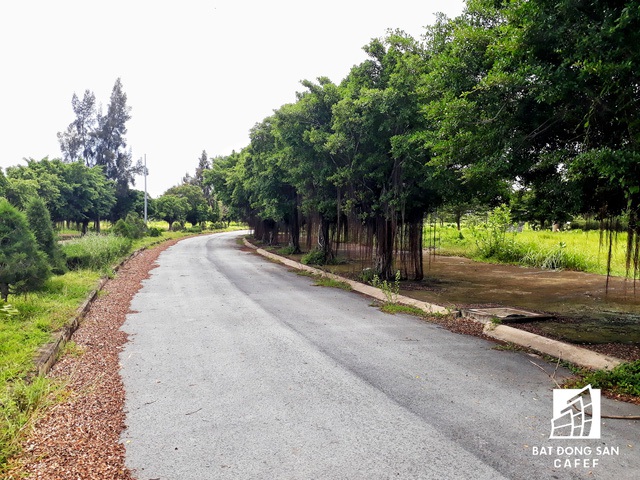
xmin=34 ymin=277 xmax=109 ymax=376
xmin=245 ymin=237 xmax=626 ymax=371
xmin=33 ymin=245 xmax=148 ymax=377
xmin=483 ymin=324 xmax=624 ymax=370
xmin=244 ymin=238 xmax=450 ymax=316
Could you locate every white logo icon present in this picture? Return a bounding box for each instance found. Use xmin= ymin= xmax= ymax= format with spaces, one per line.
xmin=550 ymin=385 xmax=601 ymax=439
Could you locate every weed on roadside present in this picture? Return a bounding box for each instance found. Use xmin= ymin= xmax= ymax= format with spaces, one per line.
xmin=313 ymin=277 xmax=352 ymax=291
xmin=565 ymin=360 xmax=640 ymax=399
xmin=371 ymin=270 xmax=401 ymax=304
xmin=379 ymin=303 xmax=427 ymax=317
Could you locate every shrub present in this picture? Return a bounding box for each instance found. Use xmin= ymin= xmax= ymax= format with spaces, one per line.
xmin=25 ymin=197 xmax=66 ymax=274
xmin=277 ymin=245 xmax=298 ymax=255
xmin=358 ymin=268 xmax=376 ymax=284
xmin=62 ymin=234 xmax=131 ymax=270
xmin=301 ymin=249 xmax=327 ymax=265
xmin=371 ymin=270 xmax=401 ymax=304
xmin=147 ymin=227 xmax=163 ymax=237
xmin=186 ymin=225 xmax=203 ymax=233
xmin=580 ymin=360 xmax=640 ymax=397
xmin=112 ymin=213 xmax=146 ymax=239
xmin=470 ymin=205 xmax=515 ymax=258
xmin=0 ymin=199 xmax=51 ymax=301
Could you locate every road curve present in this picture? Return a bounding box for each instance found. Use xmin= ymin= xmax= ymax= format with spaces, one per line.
xmin=120 ymin=232 xmax=639 ymax=479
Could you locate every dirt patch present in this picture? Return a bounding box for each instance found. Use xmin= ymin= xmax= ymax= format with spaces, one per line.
xmin=323 ymin=253 xmax=640 ymax=361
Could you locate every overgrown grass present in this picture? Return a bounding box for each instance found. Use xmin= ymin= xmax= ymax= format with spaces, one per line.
xmin=431 ymin=224 xmax=630 ymax=276
xmin=313 ymin=277 xmax=353 ymax=291
xmin=379 ymin=303 xmax=426 ymax=317
xmin=62 ymin=234 xmax=132 ymax=271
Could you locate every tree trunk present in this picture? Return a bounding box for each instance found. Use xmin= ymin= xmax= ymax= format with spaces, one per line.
xmin=0 ymin=283 xmax=9 ymax=302
xmin=319 ymin=215 xmax=333 ymax=261
xmin=289 ymin=205 xmax=301 ymax=254
xmin=374 ymin=217 xmax=394 ymax=280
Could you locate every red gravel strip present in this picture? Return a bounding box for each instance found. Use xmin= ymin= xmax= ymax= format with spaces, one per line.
xmin=6 ymin=239 xmax=183 ymax=480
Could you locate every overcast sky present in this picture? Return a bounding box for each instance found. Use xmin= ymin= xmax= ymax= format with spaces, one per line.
xmin=1 ymin=0 xmax=465 ymax=197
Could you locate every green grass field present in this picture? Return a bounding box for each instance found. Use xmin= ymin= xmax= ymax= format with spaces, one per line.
xmin=429 ymin=224 xmax=633 ymax=277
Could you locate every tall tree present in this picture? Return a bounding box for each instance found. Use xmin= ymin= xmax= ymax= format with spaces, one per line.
xmin=155 ymin=195 xmax=188 ymax=231
xmin=164 ymin=184 xmax=210 ymax=226
xmin=93 ymin=78 xmax=143 ymax=194
xmin=58 ymin=90 xmax=97 ymax=165
xmin=194 ymin=150 xmax=211 ymax=191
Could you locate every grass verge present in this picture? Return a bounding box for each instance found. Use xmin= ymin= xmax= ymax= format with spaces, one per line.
xmin=312 ymin=277 xmax=352 ymax=291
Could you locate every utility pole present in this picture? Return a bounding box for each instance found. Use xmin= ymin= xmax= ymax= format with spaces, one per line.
xmin=144 ymin=154 xmax=148 ymax=225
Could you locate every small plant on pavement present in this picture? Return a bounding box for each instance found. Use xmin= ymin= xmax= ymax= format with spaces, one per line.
xmin=371 ymin=270 xmax=401 ymax=304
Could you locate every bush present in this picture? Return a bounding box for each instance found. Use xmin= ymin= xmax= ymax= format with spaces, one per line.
xmin=277 ymin=245 xmax=298 ymax=255
xmin=62 ymin=234 xmax=131 ymax=270
xmin=147 ymin=227 xmax=163 ymax=237
xmin=580 ymin=360 xmax=640 ymax=397
xmin=470 ymin=205 xmax=515 ymax=258
xmin=186 ymin=225 xmax=203 ymax=233
xmin=25 ymin=197 xmax=66 ymax=274
xmin=111 ymin=213 xmax=146 ymax=239
xmin=301 ymin=249 xmax=327 ymax=265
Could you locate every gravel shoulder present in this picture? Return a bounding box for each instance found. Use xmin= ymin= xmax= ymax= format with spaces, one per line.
xmin=5 ymin=239 xmax=183 ymax=480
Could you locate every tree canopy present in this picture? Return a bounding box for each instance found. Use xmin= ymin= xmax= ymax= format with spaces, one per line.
xmin=208 ymin=0 xmax=639 ymax=280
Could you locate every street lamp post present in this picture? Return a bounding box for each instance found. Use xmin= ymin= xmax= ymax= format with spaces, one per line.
xmin=144 ymin=154 xmax=148 ymax=225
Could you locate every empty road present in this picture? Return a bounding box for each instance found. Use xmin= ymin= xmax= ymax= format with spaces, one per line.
xmin=120 ymin=232 xmax=639 ymax=479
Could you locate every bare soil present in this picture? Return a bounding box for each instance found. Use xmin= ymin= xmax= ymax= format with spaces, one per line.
xmin=324 ymin=253 xmax=640 ymax=361
xmin=414 ymin=255 xmax=640 ymax=362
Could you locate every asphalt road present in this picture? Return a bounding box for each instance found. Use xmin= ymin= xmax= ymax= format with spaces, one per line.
xmin=120 ymin=232 xmax=639 ymax=480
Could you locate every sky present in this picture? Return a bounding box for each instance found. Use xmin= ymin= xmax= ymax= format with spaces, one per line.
xmin=0 ymin=0 xmax=465 ymax=198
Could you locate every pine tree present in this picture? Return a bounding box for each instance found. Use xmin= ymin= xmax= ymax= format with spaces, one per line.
xmin=25 ymin=196 xmax=66 ymax=274
xmin=0 ymin=199 xmax=51 ymax=301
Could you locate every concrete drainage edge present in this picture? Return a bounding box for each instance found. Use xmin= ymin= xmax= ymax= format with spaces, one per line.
xmin=33 ymin=243 xmax=155 ymax=378
xmin=243 ymin=238 xmax=449 ymax=316
xmin=244 ymin=237 xmax=626 ymax=371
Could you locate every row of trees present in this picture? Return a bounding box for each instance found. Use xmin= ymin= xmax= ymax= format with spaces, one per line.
xmin=206 ymin=0 xmax=639 ymax=280
xmin=153 ymin=150 xmax=228 ymax=231
xmin=1 ymin=158 xmax=118 ymax=233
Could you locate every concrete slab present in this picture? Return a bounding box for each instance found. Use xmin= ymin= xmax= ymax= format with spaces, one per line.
xmin=462 ymin=307 xmax=553 ymax=324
